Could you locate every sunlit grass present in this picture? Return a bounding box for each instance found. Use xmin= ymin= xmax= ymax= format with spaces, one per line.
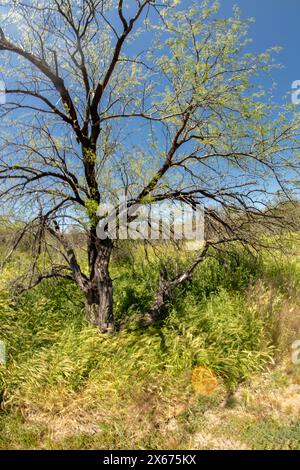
xmin=1 ymin=242 xmax=300 ymax=449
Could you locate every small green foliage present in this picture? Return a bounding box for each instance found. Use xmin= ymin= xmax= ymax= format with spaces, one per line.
xmin=84 ymin=199 xmax=99 ymax=225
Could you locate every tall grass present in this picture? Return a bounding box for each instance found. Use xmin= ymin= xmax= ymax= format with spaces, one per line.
xmin=0 ymin=244 xmax=299 ymax=448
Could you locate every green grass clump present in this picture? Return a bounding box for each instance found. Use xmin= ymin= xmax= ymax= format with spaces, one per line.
xmin=162 ymin=289 xmax=272 ymax=389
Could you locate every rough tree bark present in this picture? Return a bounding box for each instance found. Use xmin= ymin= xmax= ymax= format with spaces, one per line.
xmin=86 ymin=233 xmax=114 ymax=332
xmin=86 ymin=245 xmax=114 ymax=333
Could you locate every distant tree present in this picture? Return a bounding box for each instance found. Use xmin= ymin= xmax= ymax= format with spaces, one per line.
xmin=0 ymin=0 xmax=299 ymax=331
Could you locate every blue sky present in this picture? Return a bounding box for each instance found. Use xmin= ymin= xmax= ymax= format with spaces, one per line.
xmin=1 ymin=1 xmax=299 ymax=217
xmin=218 ymin=0 xmax=300 ymax=103
xmin=1 ymin=1 xmax=298 ymax=106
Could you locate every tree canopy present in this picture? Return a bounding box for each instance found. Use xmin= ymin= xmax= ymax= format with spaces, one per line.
xmin=1 ymin=0 xmax=300 ymax=331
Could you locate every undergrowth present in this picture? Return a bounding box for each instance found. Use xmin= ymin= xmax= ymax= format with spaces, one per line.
xmin=0 ymin=246 xmax=300 ymax=449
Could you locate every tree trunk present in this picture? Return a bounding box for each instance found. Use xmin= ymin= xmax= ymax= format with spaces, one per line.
xmin=85 ymin=280 xmax=113 ymax=333
xmin=86 ymin=239 xmax=114 ymax=333
xmin=141 ymin=276 xmax=174 ymax=326
xmin=142 ymin=243 xmax=210 ymax=326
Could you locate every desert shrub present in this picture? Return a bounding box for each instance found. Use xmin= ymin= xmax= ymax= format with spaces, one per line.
xmin=185 ymin=248 xmax=263 ymax=299
xmin=263 ymin=257 xmax=300 ymax=294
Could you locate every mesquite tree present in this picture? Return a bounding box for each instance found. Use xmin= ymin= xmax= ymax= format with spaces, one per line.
xmin=0 ymin=0 xmax=299 ymax=332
